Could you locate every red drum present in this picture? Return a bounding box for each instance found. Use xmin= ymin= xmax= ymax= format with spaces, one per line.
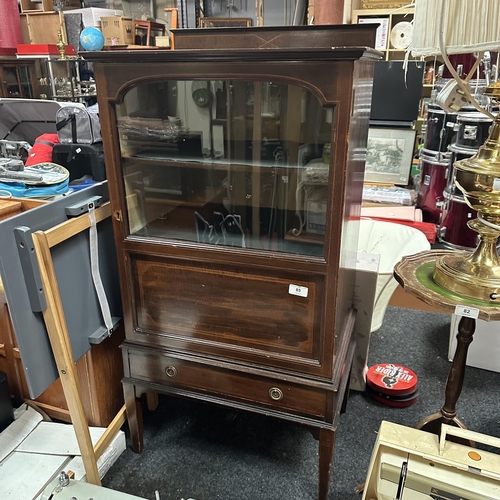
xmin=446 ymin=144 xmax=477 ymax=196
xmin=416 ymin=149 xmax=449 ymax=223
xmin=455 ymin=112 xmax=493 ymax=150
xmin=438 ymin=190 xmax=478 ymax=250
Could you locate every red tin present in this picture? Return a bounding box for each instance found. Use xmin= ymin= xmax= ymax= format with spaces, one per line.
xmin=366 ymin=363 xmax=418 ymax=397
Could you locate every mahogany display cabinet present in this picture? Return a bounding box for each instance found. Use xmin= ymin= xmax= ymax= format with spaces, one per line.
xmin=86 ymin=25 xmax=378 ymax=499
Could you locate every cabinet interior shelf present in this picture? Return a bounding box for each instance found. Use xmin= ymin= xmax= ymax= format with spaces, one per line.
xmin=122 ymin=155 xmax=302 ymax=171
xmin=146 ymin=187 xmax=223 ymax=207
xmin=285 ymin=230 xmax=324 ymax=245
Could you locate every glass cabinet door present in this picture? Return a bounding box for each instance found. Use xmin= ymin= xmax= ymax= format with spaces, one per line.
xmin=18 ymin=65 xmax=35 ymax=98
xmin=3 ymin=67 xmax=21 ymax=97
xmin=117 ymin=79 xmax=335 ymax=257
xmin=2 ymin=65 xmax=35 ymax=98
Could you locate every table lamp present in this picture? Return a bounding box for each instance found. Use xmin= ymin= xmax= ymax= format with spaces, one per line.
xmin=411 ymin=0 xmax=500 ymax=302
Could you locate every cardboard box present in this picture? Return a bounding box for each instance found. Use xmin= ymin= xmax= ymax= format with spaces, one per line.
xmin=155 ymin=36 xmax=171 ymax=48
xmin=20 ymin=12 xmax=67 ymax=45
xmin=101 ymin=16 xmax=133 ymax=46
xmin=63 ymin=7 xmax=123 ymax=28
xmin=449 ymin=314 xmax=500 ymax=372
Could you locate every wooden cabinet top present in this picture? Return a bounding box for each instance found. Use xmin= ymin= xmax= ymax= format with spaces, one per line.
xmin=84 ymin=24 xmax=380 ymax=64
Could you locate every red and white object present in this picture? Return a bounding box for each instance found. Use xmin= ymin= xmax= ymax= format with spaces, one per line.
xmin=16 ymin=44 xmax=77 ymax=56
xmin=366 ymin=363 xmax=418 ymax=407
xmin=25 ymin=134 xmax=60 ymax=167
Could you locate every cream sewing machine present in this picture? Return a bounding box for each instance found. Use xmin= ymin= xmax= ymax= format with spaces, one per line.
xmin=363 ymin=421 xmax=500 ymax=500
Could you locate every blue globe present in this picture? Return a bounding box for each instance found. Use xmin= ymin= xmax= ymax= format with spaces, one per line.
xmin=80 ymin=27 xmax=105 ymax=51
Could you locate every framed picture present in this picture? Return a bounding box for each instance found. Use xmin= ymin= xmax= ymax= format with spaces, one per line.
xmin=364 ymin=127 xmax=416 ymax=185
xmin=361 ymin=0 xmax=409 ymax=8
xmin=199 ymin=18 xmax=252 ymax=28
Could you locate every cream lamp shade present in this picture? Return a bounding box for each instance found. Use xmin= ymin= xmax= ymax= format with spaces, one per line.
xmin=411 ymin=0 xmax=500 ymax=57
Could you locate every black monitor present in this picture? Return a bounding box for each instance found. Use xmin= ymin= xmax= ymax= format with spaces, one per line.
xmin=370 ymin=60 xmax=425 ymax=125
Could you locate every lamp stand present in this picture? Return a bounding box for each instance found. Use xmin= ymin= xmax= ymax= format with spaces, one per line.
xmin=434 ymin=218 xmax=500 ymax=301
xmin=433 ymin=82 xmax=500 ymax=302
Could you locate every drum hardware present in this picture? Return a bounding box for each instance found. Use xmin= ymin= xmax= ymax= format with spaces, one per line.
xmin=455 ymin=111 xmax=494 ymax=149
xmin=483 ymin=51 xmax=492 ymax=87
xmin=463 ymin=125 xmax=478 ymax=140
xmin=435 ymin=198 xmax=445 ymax=209
xmin=419 ymin=147 xmax=450 ymax=163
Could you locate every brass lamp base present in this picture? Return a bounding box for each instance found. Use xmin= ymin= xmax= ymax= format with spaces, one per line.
xmin=433 ymin=219 xmax=500 ymax=302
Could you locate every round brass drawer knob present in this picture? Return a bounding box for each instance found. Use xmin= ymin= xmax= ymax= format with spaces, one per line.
xmin=165 ymin=366 xmax=177 ymax=378
xmin=269 ymin=387 xmax=283 ymax=401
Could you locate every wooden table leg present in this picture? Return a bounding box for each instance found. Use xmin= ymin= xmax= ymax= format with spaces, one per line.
xmin=317 ymin=428 xmax=335 ymax=500
xmin=123 ymin=383 xmax=144 ymax=453
xmin=417 ymin=316 xmax=475 ymax=435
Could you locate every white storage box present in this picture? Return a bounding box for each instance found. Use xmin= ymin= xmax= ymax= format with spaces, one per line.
xmin=63 ymin=8 xmax=123 ymax=28
xmin=449 ymin=314 xmax=500 ymax=372
xmin=358 ymin=219 xmax=431 ymax=332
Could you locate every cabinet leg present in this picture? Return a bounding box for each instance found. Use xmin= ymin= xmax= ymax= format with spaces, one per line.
xmin=123 ymin=383 xmax=144 ymax=453
xmin=341 ymin=366 xmax=352 ymax=415
xmin=318 ymin=428 xmax=335 ymax=500
xmin=146 ymin=391 xmax=159 ymax=411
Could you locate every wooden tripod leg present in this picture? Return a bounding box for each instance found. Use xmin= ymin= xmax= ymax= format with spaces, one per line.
xmin=32 ymin=231 xmax=101 ymax=486
xmin=441 ymin=316 xmax=476 ymax=421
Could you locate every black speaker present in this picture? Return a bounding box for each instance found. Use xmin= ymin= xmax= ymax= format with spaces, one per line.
xmin=370 ymin=61 xmax=425 ymax=124
xmin=0 ymin=371 xmax=14 ymax=432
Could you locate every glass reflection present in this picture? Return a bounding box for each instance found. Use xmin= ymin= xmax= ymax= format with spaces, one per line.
xmin=117 ymin=80 xmax=334 ymax=256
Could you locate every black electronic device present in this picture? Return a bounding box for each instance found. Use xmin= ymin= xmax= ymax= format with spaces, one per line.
xmin=52 ymin=143 xmax=106 ymax=181
xmin=370 ymin=61 xmax=425 ymax=125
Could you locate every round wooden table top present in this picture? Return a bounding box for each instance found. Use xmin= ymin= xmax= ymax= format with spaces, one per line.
xmin=394 ymin=249 xmax=500 ymax=322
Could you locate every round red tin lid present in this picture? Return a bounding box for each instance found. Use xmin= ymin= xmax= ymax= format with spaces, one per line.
xmin=366 ymin=363 xmax=418 ymax=397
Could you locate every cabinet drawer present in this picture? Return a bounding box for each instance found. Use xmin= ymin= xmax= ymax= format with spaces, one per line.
xmin=127 ymin=349 xmax=328 ymax=419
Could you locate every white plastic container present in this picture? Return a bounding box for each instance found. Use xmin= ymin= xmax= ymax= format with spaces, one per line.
xmin=358 ymin=219 xmax=431 ymax=332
